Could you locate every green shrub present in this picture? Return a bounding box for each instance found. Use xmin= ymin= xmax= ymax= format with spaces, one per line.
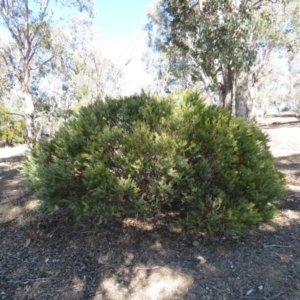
xmin=23 ymin=94 xmax=182 ymax=219
xmin=0 ymin=104 xmax=26 ymax=145
xmin=173 ymin=93 xmax=286 ymax=233
xmin=23 ymin=92 xmax=286 ymax=235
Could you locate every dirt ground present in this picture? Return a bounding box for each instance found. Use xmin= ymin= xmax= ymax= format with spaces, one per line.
xmin=0 ymin=123 xmax=300 ymax=300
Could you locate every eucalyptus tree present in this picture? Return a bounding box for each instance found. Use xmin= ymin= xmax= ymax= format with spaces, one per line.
xmin=249 ymin=0 xmax=300 ymax=116
xmin=146 ymin=0 xmax=298 ymax=119
xmin=142 ymin=46 xmax=195 ymax=94
xmin=0 ymin=0 xmax=94 ymax=144
xmin=70 ymin=46 xmax=125 ymax=106
xmin=290 ymin=54 xmax=300 ymax=111
xmin=147 ymin=0 xmax=256 ymax=112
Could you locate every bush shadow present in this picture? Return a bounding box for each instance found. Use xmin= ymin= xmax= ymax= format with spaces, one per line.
xmin=1 ymin=152 xmax=300 ymax=299
xmin=274 ymin=154 xmax=300 ymax=172
xmin=2 ymin=201 xmax=300 ymax=300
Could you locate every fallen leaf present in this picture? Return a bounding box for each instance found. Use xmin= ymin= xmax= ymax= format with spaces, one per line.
xmin=24 ymin=238 xmax=31 ymax=248
xmin=29 ymin=230 xmax=36 ymax=238
xmin=197 ymin=255 xmax=207 ymax=264
xmin=246 ymin=288 xmax=254 ymax=296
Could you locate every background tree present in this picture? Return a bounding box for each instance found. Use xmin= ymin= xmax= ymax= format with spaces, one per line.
xmin=0 ymin=0 xmax=94 ymax=144
xmin=146 ymin=0 xmax=257 ymax=112
xmin=146 ymin=0 xmax=299 ymax=119
xmin=249 ymin=0 xmax=300 ymax=117
xmin=69 ymin=46 xmax=125 ymax=106
xmin=0 ymin=103 xmax=26 ymax=145
xmin=290 ymin=54 xmax=300 ymax=112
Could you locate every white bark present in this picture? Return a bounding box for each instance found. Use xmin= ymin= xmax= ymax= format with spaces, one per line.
xmin=235 ymin=72 xmax=253 ymax=120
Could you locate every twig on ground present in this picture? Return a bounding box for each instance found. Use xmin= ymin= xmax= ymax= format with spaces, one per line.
xmin=0 ymin=218 xmax=17 ymax=225
xmin=266 ymin=292 xmax=285 ymax=300
xmin=238 ymin=295 xmax=261 ymax=299
xmin=98 ymin=262 xmax=116 ymax=268
xmin=238 ymin=291 xmax=285 ymax=299
xmin=8 ymin=277 xmax=61 ymax=283
xmin=263 ymin=245 xmax=291 ymax=248
xmin=136 ymin=266 xmax=160 ymax=270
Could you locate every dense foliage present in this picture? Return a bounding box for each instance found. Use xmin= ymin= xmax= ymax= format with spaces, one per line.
xmin=146 ymin=0 xmax=300 ymax=118
xmin=177 ymin=94 xmax=286 ymax=233
xmin=23 ymin=93 xmax=286 ymax=234
xmin=146 ymin=0 xmax=257 ymax=110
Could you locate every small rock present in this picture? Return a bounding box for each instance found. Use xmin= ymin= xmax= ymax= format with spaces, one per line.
xmin=258 ymin=285 xmax=264 ymax=291
xmin=192 ymin=241 xmax=200 ymax=247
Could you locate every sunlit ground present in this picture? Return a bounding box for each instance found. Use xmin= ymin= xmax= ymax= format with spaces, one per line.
xmin=0 ymin=144 xmax=28 ymax=159
xmin=262 ymin=126 xmax=300 ymax=158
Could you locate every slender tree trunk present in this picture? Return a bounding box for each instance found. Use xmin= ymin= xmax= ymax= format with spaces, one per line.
xmin=223 ymin=88 xmax=233 ymax=111
xmin=220 ymin=64 xmax=234 ymax=111
xmin=22 ymin=83 xmax=35 ymax=145
xmin=235 ymin=72 xmax=253 ymax=120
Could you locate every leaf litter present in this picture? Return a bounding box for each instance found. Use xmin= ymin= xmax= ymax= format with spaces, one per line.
xmin=0 ymin=122 xmax=300 ymax=300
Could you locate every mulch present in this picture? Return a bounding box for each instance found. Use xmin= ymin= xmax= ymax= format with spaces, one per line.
xmin=0 ymin=123 xmax=299 ymax=300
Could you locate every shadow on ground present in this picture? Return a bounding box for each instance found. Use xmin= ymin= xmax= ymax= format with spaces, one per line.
xmin=274 ymin=154 xmax=300 ymax=179
xmin=0 ymin=152 xmax=300 ymax=300
xmin=0 ymin=155 xmax=25 ymax=164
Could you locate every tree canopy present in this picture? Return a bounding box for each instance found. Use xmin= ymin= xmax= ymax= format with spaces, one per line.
xmin=146 ymin=0 xmax=300 ymax=118
xmin=0 ymin=0 xmax=95 ymax=143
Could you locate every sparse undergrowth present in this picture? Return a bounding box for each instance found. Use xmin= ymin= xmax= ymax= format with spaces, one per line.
xmin=0 ymin=104 xmax=26 ymax=146
xmin=23 ymin=92 xmax=286 ymax=235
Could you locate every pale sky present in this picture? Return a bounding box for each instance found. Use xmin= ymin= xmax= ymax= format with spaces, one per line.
xmin=96 ymin=0 xmax=152 ymax=41
xmin=95 ymin=0 xmax=154 ymax=95
xmin=0 ymin=0 xmax=154 ymax=96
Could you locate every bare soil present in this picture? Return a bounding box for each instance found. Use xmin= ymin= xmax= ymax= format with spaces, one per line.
xmin=0 ymin=123 xmax=300 ymax=300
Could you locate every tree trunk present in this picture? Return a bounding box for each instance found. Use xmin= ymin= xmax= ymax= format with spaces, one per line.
xmin=235 ymin=72 xmax=253 ymax=120
xmin=222 ymin=88 xmax=233 ymax=111
xmin=23 ymin=90 xmax=35 ymax=145
xmin=220 ymin=64 xmax=234 ymax=111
